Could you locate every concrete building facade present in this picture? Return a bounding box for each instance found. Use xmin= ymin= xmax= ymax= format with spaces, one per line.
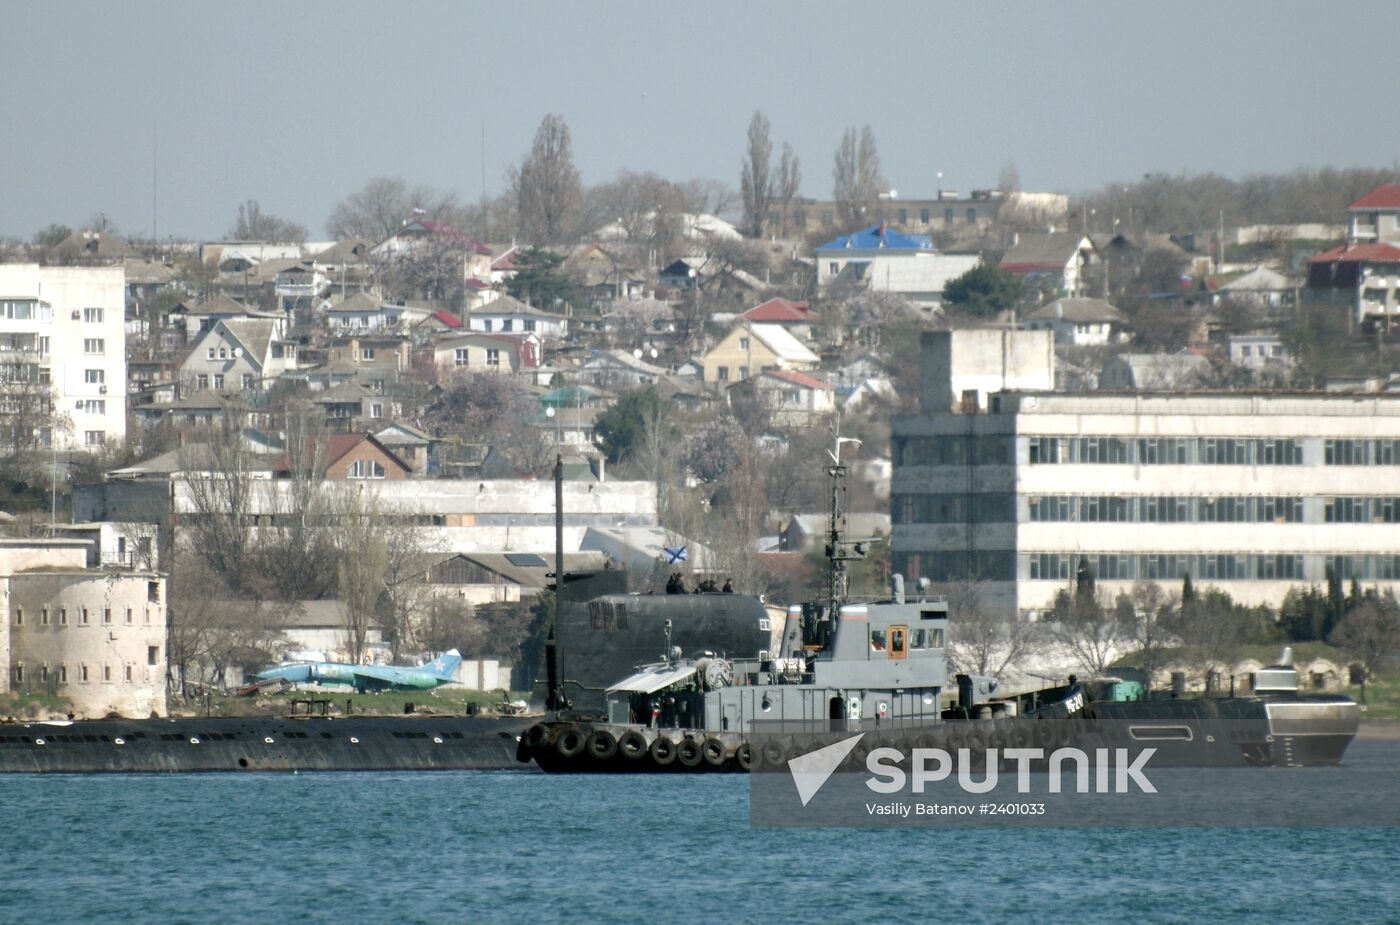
xmin=1 ymin=539 xmax=167 ymax=718
xmin=894 ymin=338 xmax=1400 ymax=618
xmin=0 ymin=264 xmax=126 ymax=449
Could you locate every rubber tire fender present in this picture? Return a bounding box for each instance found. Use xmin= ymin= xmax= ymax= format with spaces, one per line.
xmin=587 ymin=728 xmax=618 ymax=761
xmin=525 ymin=723 xmax=551 ymax=750
xmin=701 ymin=737 xmax=727 ymax=767
xmin=619 ymin=729 xmax=649 ymax=760
xmin=555 ymin=725 xmax=588 ymax=759
xmin=735 ymin=742 xmax=753 ymax=771
xmin=649 ymin=735 xmax=677 ymax=766
xmin=759 ymin=738 xmax=786 ymax=768
xmin=677 ymin=737 xmax=704 ymax=768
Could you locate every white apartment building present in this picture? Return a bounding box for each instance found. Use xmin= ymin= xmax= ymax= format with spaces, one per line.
xmin=0 ymin=538 xmax=167 ymax=718
xmin=0 ymin=264 xmax=126 ymax=450
xmin=892 ymin=330 xmax=1400 ymax=617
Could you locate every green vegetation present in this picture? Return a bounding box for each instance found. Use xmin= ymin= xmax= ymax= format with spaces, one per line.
xmin=941 ymin=264 xmax=1024 ymax=319
xmin=1344 ymin=671 xmax=1400 ymax=719
xmin=0 ymin=690 xmax=74 ymax=720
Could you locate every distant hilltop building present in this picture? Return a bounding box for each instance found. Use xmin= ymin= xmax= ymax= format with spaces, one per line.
xmin=893 ymin=328 xmax=1400 ymax=618
xmin=761 ymin=188 xmax=1068 ymax=240
xmin=1308 ymin=184 xmax=1400 ymax=332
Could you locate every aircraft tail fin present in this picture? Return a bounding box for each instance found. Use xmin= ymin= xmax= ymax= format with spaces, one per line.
xmin=424 ymin=648 xmax=462 ymax=680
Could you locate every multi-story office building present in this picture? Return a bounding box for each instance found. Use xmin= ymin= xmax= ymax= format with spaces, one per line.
xmin=0 ymin=264 xmax=126 ymax=450
xmin=893 ymin=330 xmax=1400 ymax=617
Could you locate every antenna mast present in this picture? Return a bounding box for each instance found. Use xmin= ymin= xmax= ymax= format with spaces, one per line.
xmin=824 ymin=434 xmax=862 ymax=613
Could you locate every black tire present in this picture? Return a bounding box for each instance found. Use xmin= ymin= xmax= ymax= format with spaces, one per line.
xmin=525 ymin=723 xmax=551 ymax=750
xmin=915 ymin=731 xmax=942 ymax=750
xmin=677 ymin=737 xmax=703 ymax=768
xmin=759 ymin=739 xmax=785 ymax=768
xmin=1010 ymin=722 xmax=1034 ymax=749
xmin=555 ymin=725 xmax=587 ymax=759
xmin=649 ymin=736 xmax=676 ymax=766
xmin=587 ymin=728 xmax=618 ymax=761
xmin=735 ymin=742 xmax=753 ymax=771
xmin=701 ymin=737 xmax=726 ymax=767
xmin=619 ymin=730 xmax=649 ymax=760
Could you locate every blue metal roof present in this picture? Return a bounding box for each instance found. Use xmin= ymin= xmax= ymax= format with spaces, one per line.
xmin=815 ymin=223 xmax=933 ymax=252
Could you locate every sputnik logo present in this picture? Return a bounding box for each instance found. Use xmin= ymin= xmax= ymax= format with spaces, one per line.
xmin=788 ymin=734 xmax=865 ymax=806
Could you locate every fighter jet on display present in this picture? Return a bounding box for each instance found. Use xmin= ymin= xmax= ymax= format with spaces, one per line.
xmin=255 ymin=650 xmax=462 ymax=693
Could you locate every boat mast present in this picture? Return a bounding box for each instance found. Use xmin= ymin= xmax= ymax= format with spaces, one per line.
xmin=545 ymin=453 xmax=570 ymax=711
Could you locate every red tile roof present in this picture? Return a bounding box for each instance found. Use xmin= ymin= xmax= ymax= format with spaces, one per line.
xmin=1309 ymin=242 xmax=1400 ymax=263
xmin=1348 ymin=185 xmax=1400 ymax=210
xmin=763 ymin=368 xmax=831 ymax=390
xmin=430 ymin=310 xmax=462 ymax=329
xmin=743 ymin=298 xmax=815 ymax=323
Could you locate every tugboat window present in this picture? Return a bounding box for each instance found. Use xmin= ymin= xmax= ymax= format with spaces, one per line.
xmin=911 ymin=629 xmax=927 ymax=649
xmin=889 ymin=626 xmax=908 ymax=660
xmin=870 ymin=629 xmax=887 ymax=651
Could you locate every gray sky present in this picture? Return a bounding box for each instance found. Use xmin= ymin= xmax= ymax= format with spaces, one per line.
xmin=3 ymin=1 xmax=1397 ymax=241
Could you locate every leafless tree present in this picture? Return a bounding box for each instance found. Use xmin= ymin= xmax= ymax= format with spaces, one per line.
xmin=1329 ymin=590 xmax=1400 ymax=682
xmin=378 ymin=515 xmax=431 ymax=662
xmin=739 ymin=110 xmax=774 ymax=238
xmin=1048 ymin=585 xmax=1123 ymax=677
xmin=255 ymin=407 xmax=339 ymax=601
xmin=336 ymin=488 xmax=389 ymax=664
xmin=178 ymin=411 xmax=259 ymax=593
xmin=629 ymin=395 xmax=682 ymax=522
xmin=512 ymin=114 xmax=583 ymax=246
xmin=0 ymin=372 xmax=68 ymax=483
xmin=1114 ymin=580 xmax=1177 ymax=689
xmin=602 ymin=297 xmax=675 ymax=348
xmin=326 ymin=176 xmax=464 ymax=241
xmin=833 ymin=125 xmax=884 ymax=229
xmin=775 ymin=143 xmax=802 ymax=236
xmin=940 ymin=578 xmax=1038 ymax=679
xmin=229 ymin=199 xmax=307 ymax=243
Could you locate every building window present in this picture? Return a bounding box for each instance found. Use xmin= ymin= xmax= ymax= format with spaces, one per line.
xmin=502 ymin=320 xmax=513 ymax=332
xmin=371 ymin=403 xmax=383 ymax=418
xmin=206 ymin=347 xmax=216 ymax=359
xmin=58 ymin=665 xmax=67 ymax=683
xmin=59 ymin=607 xmax=67 ymax=625
xmin=12 ymin=665 xmax=22 ymax=685
xmin=828 ymin=262 xmax=840 ymax=275
xmin=361 ymin=348 xmax=375 ymax=360
xmin=83 ymin=338 xmax=105 ymax=354
xmin=40 ymin=665 xmax=49 ymax=683
xmin=197 ymin=375 xmax=209 ymax=390
xmin=14 ymin=607 xmax=21 ymax=626
xmin=41 ymin=606 xmax=49 ymax=626
xmin=84 ymin=368 xmax=105 ymax=384
xmin=454 ymin=348 xmax=469 ymax=366
xmin=213 ymin=374 xmax=225 ymax=390
xmin=80 ymin=399 xmax=105 ymax=414
xmin=148 ymin=646 xmax=159 ymax=666
xmin=103 ymin=607 xmax=111 ymax=625
xmin=124 ymin=665 xmax=133 ymax=683
xmin=482 ymin=320 xmax=493 ymax=332
xmin=523 ymin=320 xmax=536 ymax=332
xmin=347 ymin=459 xmax=386 ymax=479
xmin=83 ymin=307 xmax=104 ymax=323
xmin=84 ymin=431 xmax=105 ymax=446
xmin=486 ymin=349 xmax=500 ymax=368
xmin=966 ymin=208 xmax=977 ymax=223
xmin=102 ymin=664 xmax=112 ymax=683
xmin=125 ymin=607 xmax=133 ymax=624
xmin=38 ymin=336 xmax=49 ymax=355
xmin=148 ymin=581 xmax=160 ymax=603
xmin=920 ymin=208 xmax=930 ymax=223
xmin=739 ymin=337 xmax=750 ymax=351
xmin=718 ymin=366 xmax=729 ymax=382
xmin=898 ymin=208 xmax=908 ymax=224
xmin=241 ymin=374 xmax=254 ymax=389
xmin=218 ymin=347 xmax=228 ymax=359
xmin=80 ymin=664 xmax=89 ymax=682
xmin=944 ymin=208 xmax=955 ymax=223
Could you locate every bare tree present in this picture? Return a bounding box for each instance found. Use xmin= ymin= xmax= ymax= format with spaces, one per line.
xmin=1048 ymin=584 xmax=1122 ymax=678
xmin=739 ymin=111 xmax=774 ymax=238
xmin=255 ymin=408 xmax=339 ymax=601
xmin=378 ymin=515 xmax=431 ymax=662
xmin=775 ymin=142 xmax=802 ymax=236
xmin=336 ymin=488 xmax=389 ymax=664
xmin=833 ymin=125 xmax=884 ymax=229
xmin=0 ymin=371 xmax=68 ymax=483
xmin=178 ymin=411 xmax=258 ymax=593
xmin=512 ymin=114 xmax=583 ymax=246
xmin=941 ymin=578 xmax=1038 ymax=679
xmin=229 ymin=199 xmax=307 ymax=242
xmin=1115 ymin=580 xmax=1177 ymax=689
xmin=326 ymin=176 xmax=463 ymax=241
xmin=1330 ymin=589 xmax=1400 ymax=683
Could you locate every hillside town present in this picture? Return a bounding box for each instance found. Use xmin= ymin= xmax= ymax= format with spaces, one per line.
xmin=2 ymin=113 xmax=1400 ymax=720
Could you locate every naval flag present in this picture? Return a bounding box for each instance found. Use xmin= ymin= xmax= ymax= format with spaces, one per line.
xmin=663 ymin=545 xmax=688 ymax=564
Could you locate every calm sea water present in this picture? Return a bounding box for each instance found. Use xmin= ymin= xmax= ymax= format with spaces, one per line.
xmin=2 ymin=769 xmax=1396 ymax=925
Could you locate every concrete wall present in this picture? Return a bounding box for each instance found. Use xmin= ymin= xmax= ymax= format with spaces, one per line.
xmin=918 ymin=328 xmax=1054 ymax=414
xmin=5 ymin=572 xmax=167 ymax=717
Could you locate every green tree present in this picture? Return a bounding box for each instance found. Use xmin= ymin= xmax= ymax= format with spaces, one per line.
xmin=505 ymin=245 xmax=577 ymax=311
xmin=593 ymin=387 xmax=668 ymax=464
xmin=941 ymin=264 xmax=1024 ymax=319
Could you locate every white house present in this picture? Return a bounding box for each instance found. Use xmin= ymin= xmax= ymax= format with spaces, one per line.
xmin=1000 ymin=232 xmax=1098 ymax=296
xmin=432 ymin=332 xmax=542 ymax=374
xmin=1024 ymin=297 xmax=1129 ymax=346
xmin=180 ymin=318 xmax=297 ymax=393
xmin=467 ymin=295 xmax=568 ymax=339
xmin=729 ymin=368 xmax=836 ymax=426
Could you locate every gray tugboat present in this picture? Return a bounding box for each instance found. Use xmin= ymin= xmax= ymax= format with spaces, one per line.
xmin=518 ymin=438 xmax=1360 ymax=773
